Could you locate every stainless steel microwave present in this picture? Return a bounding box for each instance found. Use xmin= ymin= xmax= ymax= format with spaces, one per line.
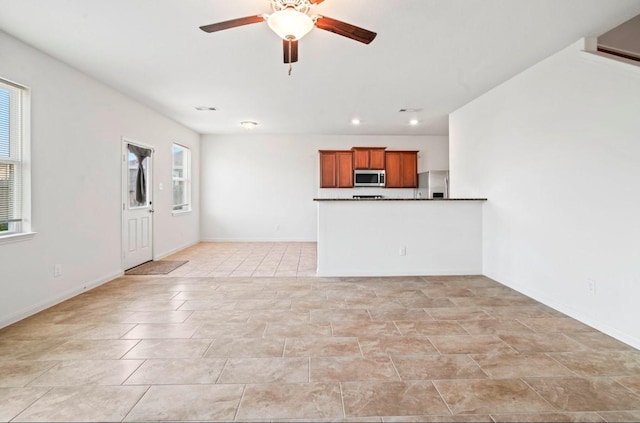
xmin=354 ymin=170 xmax=385 ymax=187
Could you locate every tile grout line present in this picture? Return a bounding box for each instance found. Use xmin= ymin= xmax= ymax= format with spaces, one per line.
xmin=338 ymin=381 xmax=347 ymax=419
xmin=22 ymin=360 xmax=59 ymax=388
xmin=543 ymin=351 xmax=582 ymax=378
xmin=119 ymin=384 xmax=152 ymax=422
xmin=215 ymin=358 xmax=230 ymax=384
xmin=465 ymin=353 xmax=491 ymax=379
xmin=425 ymin=335 xmax=443 ymax=355
xmin=355 ymin=336 xmax=365 ymax=358
xmin=430 ymin=379 xmax=456 ymax=417
xmin=282 ymin=338 xmax=288 ymax=358
xmin=388 ymin=355 xmax=402 ymax=381
xmin=519 ymin=377 xmax=561 ymax=413
xmin=7 ymin=386 xmax=54 ymax=422
xmin=232 ymin=383 xmax=248 ymax=421
xmin=606 ymin=376 xmax=640 ymax=400
xmin=200 ymin=338 xmax=216 ymax=356
xmin=119 ymin=339 xmax=142 ymax=360
xmin=119 ymin=358 xmax=147 ymax=386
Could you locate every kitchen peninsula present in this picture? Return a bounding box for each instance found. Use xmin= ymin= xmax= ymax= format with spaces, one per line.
xmin=314 ymin=198 xmax=486 ymax=277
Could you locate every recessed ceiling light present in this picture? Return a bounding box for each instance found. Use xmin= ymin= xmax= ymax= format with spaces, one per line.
xmin=351 ymin=118 xmax=361 ymax=125
xmin=195 ymin=106 xmax=217 ymax=111
xmin=240 ymin=121 xmax=259 ymax=129
xmin=409 ymin=119 xmax=420 ymax=126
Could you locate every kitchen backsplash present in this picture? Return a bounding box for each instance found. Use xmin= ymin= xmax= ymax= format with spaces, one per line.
xmin=317 ymin=187 xmax=418 ymax=199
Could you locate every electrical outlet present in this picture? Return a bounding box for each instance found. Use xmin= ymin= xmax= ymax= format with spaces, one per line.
xmin=399 ymin=246 xmax=406 ymax=256
xmin=54 ymin=264 xmax=62 ymax=278
xmin=587 ymin=279 xmax=596 ymax=296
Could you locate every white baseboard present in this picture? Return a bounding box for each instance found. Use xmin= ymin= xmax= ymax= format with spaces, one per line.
xmin=316 ymin=269 xmax=482 ymax=277
xmin=485 ymin=272 xmax=640 ymax=351
xmin=154 ymin=240 xmax=200 ymax=260
xmin=0 ymin=270 xmax=123 ymax=330
xmin=199 ymin=238 xmax=317 ymax=243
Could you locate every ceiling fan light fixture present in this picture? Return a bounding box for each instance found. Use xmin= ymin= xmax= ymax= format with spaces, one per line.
xmin=267 ymin=9 xmax=314 ymax=40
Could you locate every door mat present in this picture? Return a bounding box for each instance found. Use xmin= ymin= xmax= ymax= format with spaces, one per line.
xmin=125 ymin=260 xmax=188 ymax=275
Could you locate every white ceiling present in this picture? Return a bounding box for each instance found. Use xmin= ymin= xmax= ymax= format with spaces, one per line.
xmin=1 ymin=0 xmax=639 ymax=136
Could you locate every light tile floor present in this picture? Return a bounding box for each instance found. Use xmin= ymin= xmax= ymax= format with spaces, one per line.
xmin=1 ymin=242 xmax=640 ymax=422
xmin=168 ymin=242 xmax=318 ymax=278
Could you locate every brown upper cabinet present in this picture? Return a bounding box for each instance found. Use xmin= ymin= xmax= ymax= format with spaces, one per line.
xmin=352 ymin=147 xmax=386 ymax=170
xmin=319 ymin=150 xmax=353 ymax=188
xmin=385 ymin=151 xmax=418 ymax=188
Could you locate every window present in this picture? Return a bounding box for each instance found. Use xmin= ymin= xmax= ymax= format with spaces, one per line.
xmin=127 ymin=144 xmax=152 ymax=208
xmin=172 ymin=144 xmax=191 ymax=213
xmin=0 ymin=78 xmax=30 ymax=239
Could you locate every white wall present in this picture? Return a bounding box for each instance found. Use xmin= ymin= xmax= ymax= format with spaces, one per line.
xmin=0 ymin=31 xmax=200 ymax=328
xmin=450 ymin=39 xmax=640 ymax=348
xmin=200 ymin=134 xmax=449 ymax=242
xmin=317 ymin=200 xmax=483 ymax=277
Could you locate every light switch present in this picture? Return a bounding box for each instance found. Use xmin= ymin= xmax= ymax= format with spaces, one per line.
xmin=159 ymin=183 xmax=164 ymax=191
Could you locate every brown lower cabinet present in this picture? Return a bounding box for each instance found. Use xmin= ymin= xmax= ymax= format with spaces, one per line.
xmin=385 ymin=151 xmax=418 ymax=188
xmin=319 ymin=150 xmax=353 ymax=188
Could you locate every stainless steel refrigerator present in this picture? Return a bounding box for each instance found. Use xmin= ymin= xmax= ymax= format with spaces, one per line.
xmin=417 ymin=171 xmax=449 ymax=199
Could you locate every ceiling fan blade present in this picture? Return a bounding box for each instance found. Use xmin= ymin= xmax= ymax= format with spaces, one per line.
xmin=199 ymin=15 xmax=264 ymax=33
xmin=315 ymin=16 xmax=377 ymax=44
xmin=283 ymin=39 xmax=299 ymax=64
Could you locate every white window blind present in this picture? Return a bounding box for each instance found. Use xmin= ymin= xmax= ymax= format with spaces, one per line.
xmin=172 ymin=144 xmax=191 ymax=213
xmin=0 ymin=79 xmax=25 ymax=234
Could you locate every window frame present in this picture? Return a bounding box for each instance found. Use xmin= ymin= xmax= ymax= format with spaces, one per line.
xmin=171 ymin=143 xmax=191 ymax=215
xmin=0 ymin=77 xmax=33 ymax=244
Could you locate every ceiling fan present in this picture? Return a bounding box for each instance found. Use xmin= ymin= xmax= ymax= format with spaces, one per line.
xmin=199 ymin=0 xmax=377 ymax=74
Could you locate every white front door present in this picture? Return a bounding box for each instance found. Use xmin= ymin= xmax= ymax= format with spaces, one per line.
xmin=122 ymin=140 xmax=154 ymax=270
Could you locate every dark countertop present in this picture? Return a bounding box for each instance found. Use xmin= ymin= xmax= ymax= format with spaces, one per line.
xmin=313 ymin=198 xmax=487 ymax=202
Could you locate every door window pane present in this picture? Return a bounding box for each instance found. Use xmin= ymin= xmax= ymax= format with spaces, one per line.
xmin=128 ymin=148 xmax=150 ymax=208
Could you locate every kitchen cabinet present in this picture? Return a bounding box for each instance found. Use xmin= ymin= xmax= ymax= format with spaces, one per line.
xmin=352 ymin=147 xmax=386 ymax=170
xmin=385 ymin=151 xmax=418 ymax=188
xmin=319 ymin=150 xmax=353 ymax=188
